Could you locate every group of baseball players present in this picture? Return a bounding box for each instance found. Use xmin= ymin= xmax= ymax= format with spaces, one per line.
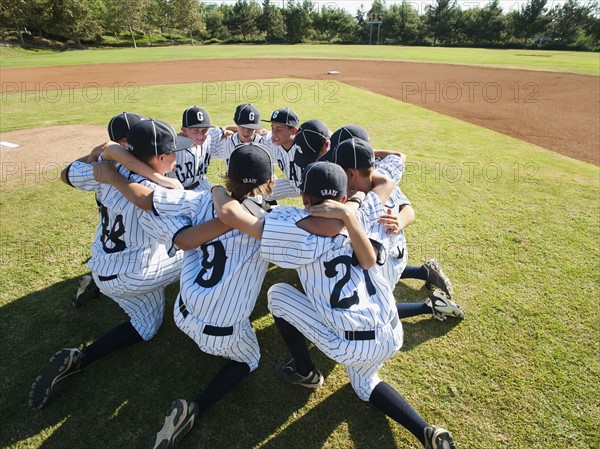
xmin=29 ymin=103 xmax=465 ymax=449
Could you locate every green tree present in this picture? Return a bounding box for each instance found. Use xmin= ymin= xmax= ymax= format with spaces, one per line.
xmin=425 ymin=0 xmax=461 ymax=45
xmin=313 ymin=6 xmax=357 ymax=43
xmin=382 ymin=2 xmax=422 ymax=44
xmin=1 ymin=0 xmax=33 ymax=43
xmin=46 ymin=0 xmax=103 ymax=46
xmin=225 ymin=0 xmax=261 ymax=41
xmin=201 ymin=4 xmax=231 ymax=41
xmin=508 ymin=0 xmax=549 ymax=44
xmin=283 ymin=0 xmax=312 ymax=43
xmin=103 ymin=0 xmax=149 ymax=47
xmin=258 ymin=0 xmax=285 ymax=43
xmin=141 ymin=0 xmax=167 ymax=46
xmin=461 ymin=0 xmax=505 ymax=44
xmin=548 ymin=0 xmax=589 ymax=44
xmin=582 ymin=1 xmax=600 ymax=43
xmin=171 ymin=0 xmax=204 ymax=44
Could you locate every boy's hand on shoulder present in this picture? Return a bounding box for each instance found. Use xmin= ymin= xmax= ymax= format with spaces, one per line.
xmin=378 ymin=209 xmax=401 ymax=235
xmin=91 ymin=161 xmax=121 ymax=185
xmin=87 ymin=141 xmax=114 ymax=163
xmin=154 ymin=174 xmax=183 ymax=190
xmin=308 ymin=200 xmax=350 ymax=221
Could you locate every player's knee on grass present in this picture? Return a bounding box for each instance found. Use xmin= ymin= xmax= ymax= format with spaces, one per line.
xmin=347 ymin=368 xmax=383 ymax=401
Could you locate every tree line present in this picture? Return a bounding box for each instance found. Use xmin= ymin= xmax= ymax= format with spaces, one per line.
xmin=2 ymin=0 xmax=598 ymax=51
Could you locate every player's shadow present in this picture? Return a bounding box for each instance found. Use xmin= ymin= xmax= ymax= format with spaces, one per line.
xmin=257 ymin=383 xmax=398 ymax=449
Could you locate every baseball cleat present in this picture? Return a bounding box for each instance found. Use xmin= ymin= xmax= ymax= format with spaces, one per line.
xmin=274 ymin=359 xmax=324 ymax=389
xmin=72 ymin=275 xmax=100 ymax=308
xmin=424 ymin=425 xmax=456 ymax=449
xmin=424 ymin=259 xmax=454 ymax=298
xmin=425 ymin=290 xmax=465 ymax=321
xmin=29 ymin=348 xmax=83 ymax=410
xmin=147 ymin=399 xmax=199 ymax=449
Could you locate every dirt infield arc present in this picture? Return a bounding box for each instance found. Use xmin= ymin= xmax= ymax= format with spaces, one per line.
xmin=1 ymin=58 xmax=598 ymax=165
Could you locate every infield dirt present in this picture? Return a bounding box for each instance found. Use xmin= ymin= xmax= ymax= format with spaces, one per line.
xmin=1 ymin=58 xmax=598 ymax=169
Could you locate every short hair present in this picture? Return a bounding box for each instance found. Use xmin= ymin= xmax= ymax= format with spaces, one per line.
xmin=344 ymin=166 xmax=373 ymax=178
xmin=224 ymin=176 xmax=273 ymax=202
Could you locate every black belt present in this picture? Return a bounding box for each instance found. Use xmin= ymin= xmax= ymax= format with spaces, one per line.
xmin=344 ymin=314 xmax=399 ymax=341
xmin=185 ymin=181 xmax=200 ymax=190
xmin=178 ymin=297 xmax=234 ymax=336
xmin=98 ymin=274 xmax=118 ymax=281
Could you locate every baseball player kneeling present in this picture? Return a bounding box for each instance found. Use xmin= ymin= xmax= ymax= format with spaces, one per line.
xmin=212 ymin=161 xmax=457 ymax=449
xmin=30 ymin=119 xmax=197 ymax=411
xmin=94 ymin=143 xmax=277 ymax=449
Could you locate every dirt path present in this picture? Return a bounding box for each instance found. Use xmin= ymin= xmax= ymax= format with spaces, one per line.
xmin=1 ymin=58 xmax=598 ymax=165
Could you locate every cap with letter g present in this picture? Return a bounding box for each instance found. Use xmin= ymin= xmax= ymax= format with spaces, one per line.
xmin=234 ymin=103 xmax=262 ymax=130
xmin=182 ymin=106 xmax=213 ymax=128
xmin=262 ymin=108 xmax=299 ymax=128
xmin=127 ymin=119 xmax=193 ymax=157
xmin=300 ymin=161 xmax=347 ymax=200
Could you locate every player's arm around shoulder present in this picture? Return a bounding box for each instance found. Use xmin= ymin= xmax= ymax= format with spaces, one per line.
xmin=174 ymin=218 xmax=231 ymax=250
xmin=103 ymin=144 xmax=183 ymax=191
xmin=91 ymin=161 xmax=155 ymax=211
xmin=298 ymin=192 xmax=365 ymax=237
xmin=374 ymin=149 xmax=406 ymax=162
xmin=212 ymin=186 xmax=265 ymax=240
xmin=308 ymin=198 xmax=376 ymax=269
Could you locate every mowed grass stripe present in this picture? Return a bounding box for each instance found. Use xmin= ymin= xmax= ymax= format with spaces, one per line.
xmin=1 ymin=44 xmax=598 ymax=75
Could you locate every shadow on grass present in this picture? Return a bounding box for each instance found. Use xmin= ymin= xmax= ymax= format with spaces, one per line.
xmin=1 ymin=265 xmax=460 ymax=449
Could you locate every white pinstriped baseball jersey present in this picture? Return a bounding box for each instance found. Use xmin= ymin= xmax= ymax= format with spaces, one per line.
xmin=211 ymin=132 xmax=267 ymax=169
xmin=375 ymin=155 xmax=411 ymax=287
xmin=66 ymin=160 xmax=186 ymax=340
xmin=152 ymin=188 xmax=269 ymax=369
xmin=262 ymin=132 xmax=303 ymax=200
xmin=260 ymin=192 xmax=397 ymax=332
xmin=375 ymin=154 xmax=405 ymax=185
xmin=167 ymin=127 xmax=223 ymax=191
xmin=152 ymin=188 xmax=269 ymax=327
xmin=66 ymin=161 xmax=186 ymax=277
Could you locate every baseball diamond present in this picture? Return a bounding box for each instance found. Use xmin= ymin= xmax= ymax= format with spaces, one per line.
xmin=1 ymin=50 xmax=598 ymax=449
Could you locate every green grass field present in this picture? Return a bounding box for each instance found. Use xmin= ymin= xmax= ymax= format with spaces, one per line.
xmin=1 ymin=78 xmax=598 ymax=449
xmin=1 ymin=44 xmax=598 ymax=75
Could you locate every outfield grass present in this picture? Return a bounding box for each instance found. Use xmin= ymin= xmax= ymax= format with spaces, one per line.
xmin=1 ymin=44 xmax=598 ymax=75
xmin=1 ymin=81 xmax=598 ymax=449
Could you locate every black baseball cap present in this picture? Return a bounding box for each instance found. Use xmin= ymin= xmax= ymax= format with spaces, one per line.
xmin=326 ymin=137 xmax=375 ymax=169
xmin=108 ymin=112 xmax=144 ymax=142
xmin=227 ymin=143 xmax=274 ymax=191
xmin=262 ymin=108 xmax=299 ymax=128
xmin=127 ymin=119 xmax=193 ymax=157
xmin=299 ymin=161 xmax=347 ymax=200
xmin=234 ymin=104 xmax=262 ymax=130
xmin=330 ymin=125 xmax=370 ymax=151
xmin=182 ymin=106 xmax=213 ymax=128
xmin=293 ymin=119 xmax=329 ymax=168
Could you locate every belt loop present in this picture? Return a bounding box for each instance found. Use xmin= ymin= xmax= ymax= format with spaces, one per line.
xmin=178 ymin=296 xmax=189 ymax=318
